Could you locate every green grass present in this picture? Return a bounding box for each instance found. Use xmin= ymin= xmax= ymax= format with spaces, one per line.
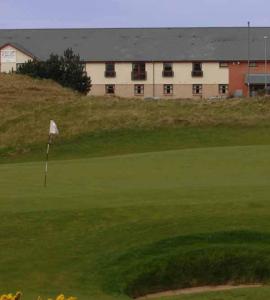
xmin=2 ymin=144 xmax=270 ymax=299
xmin=3 ymin=74 xmax=270 ymax=299
xmin=2 ymin=125 xmax=270 ymax=164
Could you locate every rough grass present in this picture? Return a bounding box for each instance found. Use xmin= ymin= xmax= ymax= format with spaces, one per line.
xmin=2 ymin=73 xmax=270 ymax=154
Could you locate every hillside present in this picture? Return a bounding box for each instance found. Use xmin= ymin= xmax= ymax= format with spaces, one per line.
xmin=2 ymin=74 xmax=270 ymax=163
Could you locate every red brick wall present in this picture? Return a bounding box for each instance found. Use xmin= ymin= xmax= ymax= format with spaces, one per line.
xmin=229 ymin=62 xmax=270 ymax=97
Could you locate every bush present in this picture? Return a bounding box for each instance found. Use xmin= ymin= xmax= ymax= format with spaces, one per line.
xmin=17 ymin=49 xmax=91 ymax=94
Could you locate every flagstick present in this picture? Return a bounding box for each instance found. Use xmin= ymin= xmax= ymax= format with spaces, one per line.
xmin=44 ymin=134 xmax=52 ymax=187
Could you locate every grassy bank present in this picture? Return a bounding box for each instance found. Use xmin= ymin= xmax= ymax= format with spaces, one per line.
xmin=109 ymin=231 xmax=270 ymax=297
xmin=2 ymin=73 xmax=270 ymax=157
xmin=2 ymin=125 xmax=270 ymax=164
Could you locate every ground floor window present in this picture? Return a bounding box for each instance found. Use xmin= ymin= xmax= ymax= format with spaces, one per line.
xmin=16 ymin=63 xmax=25 ymax=70
xmin=134 ymin=84 xmax=144 ymax=95
xmin=219 ymin=84 xmax=228 ymax=94
xmin=164 ymin=84 xmax=173 ymax=95
xmin=105 ymin=84 xmax=115 ymax=94
xmin=193 ymin=84 xmax=202 ymax=95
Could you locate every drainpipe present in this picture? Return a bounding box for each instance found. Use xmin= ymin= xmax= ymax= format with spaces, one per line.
xmin=247 ymin=21 xmax=251 ymax=97
xmin=264 ymin=36 xmax=268 ymax=93
xmin=152 ymin=61 xmax=155 ymax=98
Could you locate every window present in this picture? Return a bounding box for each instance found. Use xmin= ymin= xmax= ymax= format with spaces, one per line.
xmin=163 ymin=63 xmax=174 ymax=77
xmin=164 ymin=84 xmax=173 ymax=95
xmin=16 ymin=63 xmax=24 ymax=70
xmin=132 ymin=62 xmax=146 ymax=80
xmin=105 ymin=84 xmax=115 ymax=94
xmin=105 ymin=63 xmax=116 ymax=77
xmin=80 ymin=62 xmax=86 ymax=71
xmin=134 ymin=85 xmax=144 ymax=95
xmin=1 ymin=49 xmax=16 ymax=62
xmin=192 ymin=63 xmax=203 ymax=77
xmin=219 ymin=84 xmax=228 ymax=94
xmin=249 ymin=61 xmax=257 ymax=67
xmin=193 ymin=84 xmax=202 ymax=95
xmin=219 ymin=62 xmax=229 ymax=68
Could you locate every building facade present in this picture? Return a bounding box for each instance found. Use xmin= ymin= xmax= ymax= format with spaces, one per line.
xmin=1 ymin=27 xmax=270 ymax=98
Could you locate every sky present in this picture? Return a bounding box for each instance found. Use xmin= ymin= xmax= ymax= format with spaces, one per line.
xmin=0 ymin=0 xmax=269 ymax=29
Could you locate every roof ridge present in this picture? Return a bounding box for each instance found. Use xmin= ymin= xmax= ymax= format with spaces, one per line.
xmin=1 ymin=26 xmax=270 ymax=31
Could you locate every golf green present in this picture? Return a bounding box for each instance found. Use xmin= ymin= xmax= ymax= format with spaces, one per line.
xmin=1 ymin=144 xmax=270 ymax=299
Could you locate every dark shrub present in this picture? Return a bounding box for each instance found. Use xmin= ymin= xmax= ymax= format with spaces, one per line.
xmin=17 ymin=48 xmax=91 ymax=94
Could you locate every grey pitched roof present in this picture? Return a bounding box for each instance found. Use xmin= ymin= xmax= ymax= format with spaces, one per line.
xmin=0 ymin=27 xmax=270 ymax=62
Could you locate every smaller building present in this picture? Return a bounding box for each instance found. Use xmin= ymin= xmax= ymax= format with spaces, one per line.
xmin=0 ymin=44 xmax=33 ymax=73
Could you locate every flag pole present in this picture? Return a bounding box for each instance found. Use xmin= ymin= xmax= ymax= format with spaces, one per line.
xmin=44 ymin=134 xmax=52 ymax=187
xmin=44 ymin=120 xmax=59 ymax=187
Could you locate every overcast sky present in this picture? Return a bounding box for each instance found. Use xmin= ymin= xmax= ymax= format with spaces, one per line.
xmin=0 ymin=0 xmax=269 ymax=29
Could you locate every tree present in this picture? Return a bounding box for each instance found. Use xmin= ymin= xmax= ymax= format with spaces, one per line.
xmin=17 ymin=48 xmax=91 ymax=94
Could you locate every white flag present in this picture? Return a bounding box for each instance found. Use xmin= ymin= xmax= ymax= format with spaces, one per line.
xmin=49 ymin=120 xmax=59 ymax=135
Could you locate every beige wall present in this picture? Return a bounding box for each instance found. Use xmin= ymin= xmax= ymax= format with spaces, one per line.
xmin=0 ymin=45 xmax=32 ymax=73
xmin=86 ymin=62 xmax=154 ymax=85
xmin=86 ymin=62 xmax=229 ymax=85
xmin=91 ymin=84 xmax=227 ymax=99
xmin=87 ymin=62 xmax=229 ymax=98
xmin=154 ymin=62 xmax=228 ymax=84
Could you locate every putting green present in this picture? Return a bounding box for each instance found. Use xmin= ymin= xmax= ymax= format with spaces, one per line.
xmin=1 ymin=144 xmax=270 ymax=299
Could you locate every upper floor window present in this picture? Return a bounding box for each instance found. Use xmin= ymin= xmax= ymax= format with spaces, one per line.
xmin=1 ymin=49 xmax=16 ymax=63
xmin=219 ymin=62 xmax=229 ymax=68
xmin=105 ymin=63 xmax=116 ymax=77
xmin=192 ymin=62 xmax=203 ymax=77
xmin=163 ymin=63 xmax=174 ymax=77
xmin=132 ymin=62 xmax=147 ymax=80
xmin=249 ymin=61 xmax=257 ymax=67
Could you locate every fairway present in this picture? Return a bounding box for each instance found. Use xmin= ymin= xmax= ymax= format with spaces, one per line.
xmin=1 ymin=144 xmax=270 ymax=299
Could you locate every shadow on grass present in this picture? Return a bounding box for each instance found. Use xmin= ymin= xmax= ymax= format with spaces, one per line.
xmin=2 ymin=126 xmax=270 ymax=164
xmin=102 ymin=231 xmax=270 ymax=298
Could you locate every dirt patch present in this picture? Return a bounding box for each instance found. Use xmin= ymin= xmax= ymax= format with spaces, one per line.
xmin=136 ymin=284 xmax=262 ymax=299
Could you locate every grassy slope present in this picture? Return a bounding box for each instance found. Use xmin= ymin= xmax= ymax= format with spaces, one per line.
xmin=2 ymin=75 xmax=270 ymax=299
xmin=2 ymin=73 xmax=270 ymax=163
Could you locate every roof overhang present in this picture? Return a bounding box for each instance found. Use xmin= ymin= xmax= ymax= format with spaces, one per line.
xmin=245 ymin=74 xmax=270 ymax=85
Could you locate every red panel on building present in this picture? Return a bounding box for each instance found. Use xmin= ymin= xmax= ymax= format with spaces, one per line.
xmin=229 ymin=62 xmax=270 ymax=97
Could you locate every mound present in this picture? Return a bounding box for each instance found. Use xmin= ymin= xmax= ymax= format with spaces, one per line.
xmin=2 ymin=73 xmax=270 ymax=163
